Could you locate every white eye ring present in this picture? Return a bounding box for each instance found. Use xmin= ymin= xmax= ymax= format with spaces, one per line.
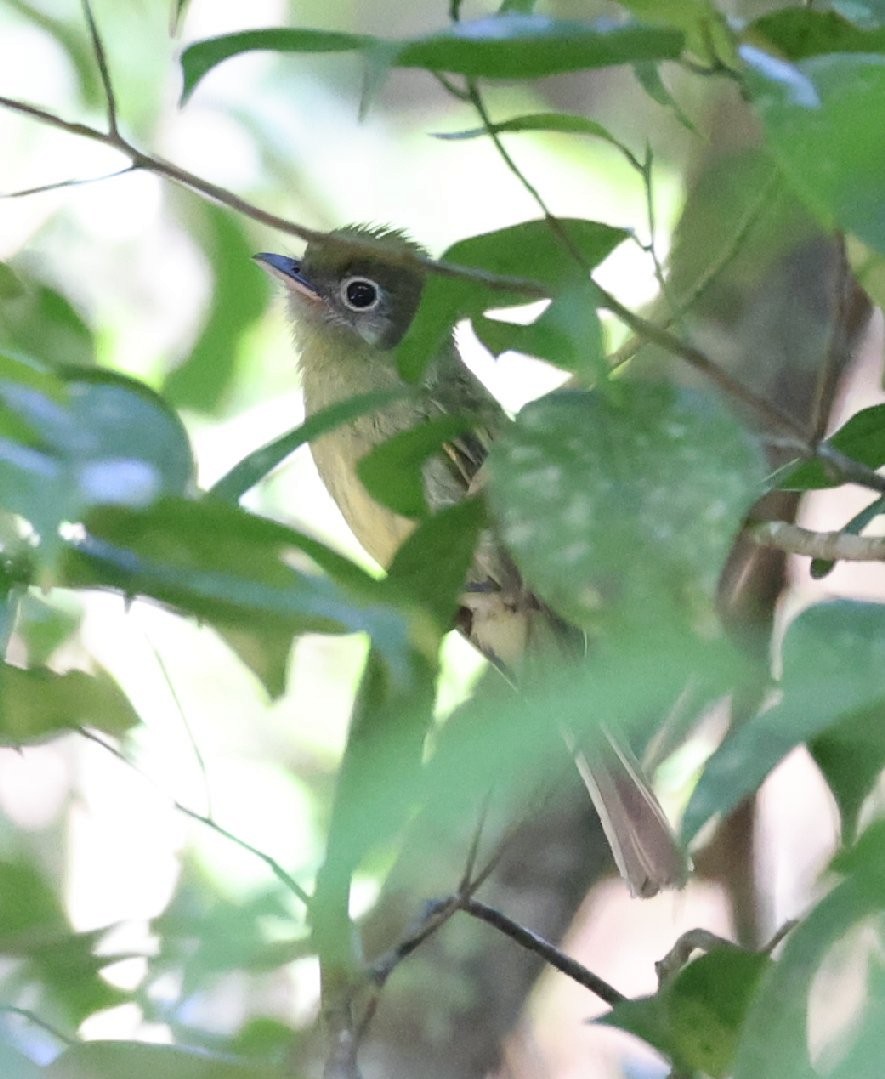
xmin=340 ymin=276 xmax=381 ymax=312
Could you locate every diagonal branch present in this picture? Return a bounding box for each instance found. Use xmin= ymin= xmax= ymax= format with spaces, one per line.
xmin=80 ymin=0 xmax=118 ymax=136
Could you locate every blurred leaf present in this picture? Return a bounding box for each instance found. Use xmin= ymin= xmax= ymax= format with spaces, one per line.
xmin=12 ymin=592 xmax=81 ymax=667
xmin=386 ymin=497 xmax=485 ymax=627
xmin=396 ymin=218 xmax=628 ymax=381
xmin=486 ymin=383 xmax=765 ymax=631
xmin=0 ymin=859 xmax=66 ymax=945
xmin=0 ymin=274 xmax=94 ymax=369
xmin=746 ymin=9 xmax=885 ymax=59
xmin=632 ymin=61 xmax=698 ymax=131
xmin=181 ymin=17 xmax=684 ymax=100
xmin=0 ymin=360 xmax=194 ymax=547
xmin=834 ymin=0 xmax=885 ymax=26
xmin=683 ymin=601 xmax=885 ymax=842
xmin=164 ymin=206 xmax=268 ymax=412
xmin=0 ymin=1042 xmax=42 ymax=1079
xmin=357 ymin=415 xmax=477 ymax=518
xmin=473 ymin=281 xmax=604 ymax=375
xmin=602 ymin=946 xmax=771 ymax=1077
xmin=213 ymin=622 xmax=293 ymax=700
xmin=208 ymin=389 xmax=406 ymax=503
xmin=435 ymin=111 xmax=640 ymax=167
xmin=0 ymin=662 xmax=139 ymax=744
xmin=745 ymin=50 xmax=885 ymax=257
xmin=6 ymin=0 xmax=103 ymax=106
xmin=59 ymin=499 xmax=424 ymax=678
xmin=171 ymin=0 xmax=192 ymax=34
xmin=45 ymin=1040 xmax=288 ymax=1079
xmin=732 ymin=822 xmax=885 ymax=1079
xmin=619 ymin=0 xmax=736 ymax=66
xmin=812 ymin=714 xmax=885 ymax=841
xmin=0 ymin=863 xmax=126 ymax=1026
xmin=0 ymin=263 xmax=25 ymax=300
xmin=424 ymin=620 xmax=737 ymax=827
xmin=774 ymin=404 xmax=885 ymax=490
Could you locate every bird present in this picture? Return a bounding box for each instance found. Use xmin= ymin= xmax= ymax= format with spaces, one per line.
xmin=254 ymin=223 xmax=688 ymax=897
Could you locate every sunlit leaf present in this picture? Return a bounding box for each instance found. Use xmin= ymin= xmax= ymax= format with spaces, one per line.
xmin=0 ymin=360 xmax=194 ymax=545
xmin=396 ymin=218 xmax=627 ymax=381
xmin=58 ymin=499 xmax=424 ymax=680
xmin=745 ymin=50 xmax=885 ymax=257
xmin=486 ymin=383 xmax=765 ymax=631
xmin=683 ymin=601 xmax=885 ymax=842
xmin=180 ymin=17 xmax=684 ymax=101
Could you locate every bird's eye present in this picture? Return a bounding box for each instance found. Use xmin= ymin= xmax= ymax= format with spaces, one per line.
xmin=341 ymin=277 xmax=380 ymax=311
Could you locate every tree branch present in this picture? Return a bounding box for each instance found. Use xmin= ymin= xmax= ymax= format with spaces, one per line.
xmin=749 ymin=520 xmax=885 ymax=562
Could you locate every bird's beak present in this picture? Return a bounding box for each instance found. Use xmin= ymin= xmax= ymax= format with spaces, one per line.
xmin=253 ymin=252 xmax=322 ymax=303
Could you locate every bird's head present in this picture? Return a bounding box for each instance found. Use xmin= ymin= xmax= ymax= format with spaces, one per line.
xmin=255 ymin=224 xmax=427 ymax=351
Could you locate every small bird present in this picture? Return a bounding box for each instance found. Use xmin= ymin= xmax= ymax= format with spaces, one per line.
xmin=255 ymin=224 xmax=688 ymax=897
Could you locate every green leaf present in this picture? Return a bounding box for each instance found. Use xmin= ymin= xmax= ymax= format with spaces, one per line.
xmin=357 ymin=414 xmax=477 ymax=518
xmin=774 ymin=404 xmax=885 ymax=490
xmin=386 ymin=497 xmax=485 ymax=628
xmin=58 ymin=499 xmax=424 ymax=680
xmin=633 ymin=61 xmax=698 ymax=131
xmin=473 ymin=281 xmax=604 ymax=375
xmin=209 ymin=389 xmax=407 ymax=503
xmin=683 ymin=600 xmax=885 ymax=842
xmin=396 ymin=218 xmax=628 ymax=381
xmin=0 ymin=663 xmax=139 ymax=744
xmin=810 ymin=495 xmax=885 ymax=579
xmin=745 ymin=50 xmax=885 ymax=257
xmin=45 ymin=1041 xmax=288 ymax=1079
xmin=164 ymin=205 xmax=268 ymax=412
xmin=746 ymin=9 xmax=885 ymax=60
xmin=732 ymin=823 xmax=885 ymax=1079
xmin=392 ymin=17 xmax=685 ymax=78
xmin=0 ymin=273 xmax=95 ymax=370
xmin=811 ymin=711 xmax=885 ymax=840
xmin=180 ymin=17 xmax=684 ymax=101
xmin=434 ymin=111 xmax=640 ymax=167
xmin=602 ymin=946 xmax=771 ymax=1077
xmin=0 ymin=360 xmax=194 ymax=544
xmin=0 ymin=1042 xmax=41 ymax=1079
xmin=486 ymin=383 xmax=765 ymax=631
xmin=619 ymin=0 xmax=737 ymax=66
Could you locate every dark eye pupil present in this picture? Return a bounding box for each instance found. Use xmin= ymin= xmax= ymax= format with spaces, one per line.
xmin=345 ymin=280 xmax=377 ymax=309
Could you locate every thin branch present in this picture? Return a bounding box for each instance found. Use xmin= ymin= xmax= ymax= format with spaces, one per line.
xmin=609 ymin=163 xmax=780 ymax=371
xmin=749 ymin=520 xmax=885 ymax=562
xmin=76 ymin=727 xmax=311 ymax=905
xmin=80 ymin=0 xmax=118 ymax=137
xmin=0 ymin=1005 xmax=76 ymax=1047
xmin=461 ymin=898 xmax=626 ymax=1008
xmin=1 ymin=165 xmax=136 ymax=199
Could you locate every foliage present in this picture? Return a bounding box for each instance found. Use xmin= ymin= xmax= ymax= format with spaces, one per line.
xmin=0 ymin=0 xmax=884 ymax=1076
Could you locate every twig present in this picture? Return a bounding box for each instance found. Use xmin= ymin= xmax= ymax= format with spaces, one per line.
xmin=80 ymin=0 xmax=118 ymax=137
xmin=608 ymin=163 xmax=780 ymax=370
xmin=461 ymin=898 xmax=626 ymax=1007
xmin=1 ymin=165 xmax=135 ymax=199
xmin=76 ymin=727 xmax=311 ymax=905
xmin=749 ymin=520 xmax=885 ymax=562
